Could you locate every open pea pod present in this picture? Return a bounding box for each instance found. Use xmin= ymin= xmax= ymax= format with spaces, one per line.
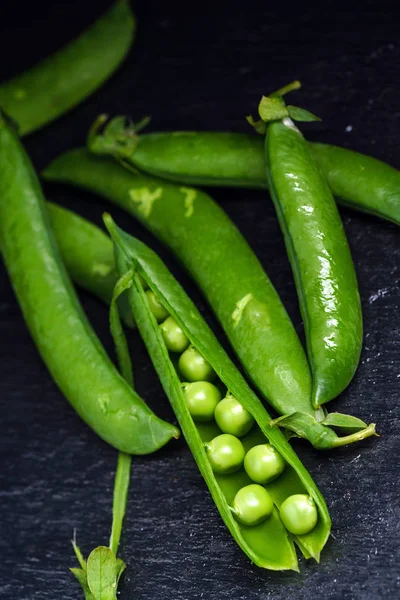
xmin=104 ymin=214 xmax=331 ymax=571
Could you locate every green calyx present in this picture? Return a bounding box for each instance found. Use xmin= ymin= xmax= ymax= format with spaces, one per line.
xmin=270 ymin=412 xmax=377 ymax=450
xmin=87 ymin=114 xmax=151 ymax=159
xmin=247 ymin=80 xmax=320 ymax=133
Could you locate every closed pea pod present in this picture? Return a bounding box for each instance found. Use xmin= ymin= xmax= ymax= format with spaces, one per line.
xmin=92 ymin=121 xmax=400 ymax=225
xmin=0 ymin=1 xmax=135 ymax=136
xmin=257 ymin=82 xmax=363 ymax=407
xmin=45 ymin=202 xmax=134 ymax=328
xmin=43 ymin=149 xmax=376 ymax=448
xmin=104 ymin=214 xmax=331 ymax=570
xmin=0 ymin=112 xmax=178 ymax=454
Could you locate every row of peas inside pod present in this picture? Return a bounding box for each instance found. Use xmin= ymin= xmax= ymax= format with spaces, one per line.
xmin=145 ymin=288 xmax=318 ymax=536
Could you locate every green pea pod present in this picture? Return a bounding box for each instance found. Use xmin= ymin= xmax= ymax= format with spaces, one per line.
xmin=43 ymin=150 xmax=376 ymax=449
xmin=258 ymin=85 xmax=363 ymax=407
xmin=88 ymin=120 xmax=400 ymax=225
xmin=46 ymin=202 xmax=134 ymax=328
xmin=0 ymin=1 xmax=135 ymax=136
xmin=103 ymin=214 xmax=332 ymax=570
xmin=0 ymin=112 xmax=178 ymax=454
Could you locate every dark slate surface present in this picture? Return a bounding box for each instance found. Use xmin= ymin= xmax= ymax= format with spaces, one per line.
xmin=1 ymin=1 xmax=399 ymax=598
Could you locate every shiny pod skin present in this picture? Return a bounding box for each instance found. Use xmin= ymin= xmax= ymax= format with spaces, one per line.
xmin=122 ymin=130 xmax=400 ymax=225
xmin=265 ymin=119 xmax=363 ymax=406
xmin=0 ymin=113 xmax=178 ymax=454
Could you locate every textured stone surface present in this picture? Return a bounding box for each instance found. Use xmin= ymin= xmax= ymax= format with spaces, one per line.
xmin=0 ymin=1 xmax=399 ymax=598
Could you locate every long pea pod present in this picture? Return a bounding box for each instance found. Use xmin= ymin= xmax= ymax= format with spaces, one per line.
xmin=256 ymin=83 xmax=363 ymax=407
xmin=104 ymin=214 xmax=332 ymax=570
xmin=43 ymin=149 xmax=376 ymax=448
xmin=0 ymin=1 xmax=135 ymax=136
xmin=0 ymin=112 xmax=178 ymax=454
xmin=88 ymin=119 xmax=400 ymax=225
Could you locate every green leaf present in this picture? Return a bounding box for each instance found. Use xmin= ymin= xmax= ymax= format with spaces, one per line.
xmin=321 ymin=412 xmax=369 ymax=432
xmin=287 ymin=105 xmax=321 ymax=122
xmin=258 ymin=95 xmax=288 ymax=122
xmin=87 ymin=546 xmax=119 ymax=600
xmin=70 ymin=568 xmax=96 ymax=600
xmin=104 ymin=115 xmax=130 ymax=139
xmin=87 ymin=114 xmax=149 ymax=159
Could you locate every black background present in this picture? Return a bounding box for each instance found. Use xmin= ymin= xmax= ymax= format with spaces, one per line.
xmin=0 ymin=1 xmax=399 ymax=598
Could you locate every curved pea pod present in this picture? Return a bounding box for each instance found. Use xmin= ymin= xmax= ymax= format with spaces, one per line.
xmin=104 ymin=214 xmax=332 ymax=571
xmin=0 ymin=1 xmax=135 ymax=136
xmin=88 ymin=120 xmax=400 ymax=226
xmin=43 ymin=149 xmax=376 ymax=449
xmin=46 ymin=202 xmax=134 ymax=328
xmin=0 ymin=112 xmax=178 ymax=454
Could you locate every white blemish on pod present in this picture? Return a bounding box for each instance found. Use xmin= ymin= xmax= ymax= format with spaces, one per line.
xmin=232 ymin=293 xmax=253 ymax=327
xmin=129 ymin=187 xmax=163 ymax=218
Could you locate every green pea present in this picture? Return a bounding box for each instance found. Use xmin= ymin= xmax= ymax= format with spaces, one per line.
xmin=182 ymin=381 xmax=222 ymax=422
xmin=244 ymin=444 xmax=286 ymax=484
xmin=145 ymin=289 xmax=169 ymax=322
xmin=160 ymin=316 xmax=190 ymax=353
xmin=205 ymin=434 xmax=245 ymax=474
xmin=231 ymin=484 xmax=274 ymax=527
xmin=178 ymin=346 xmax=216 ymax=382
xmin=279 ymin=494 xmax=318 ymax=535
xmin=214 ymin=394 xmax=255 ymax=437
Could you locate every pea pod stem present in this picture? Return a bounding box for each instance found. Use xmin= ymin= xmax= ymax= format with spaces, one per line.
xmin=87 ymin=119 xmax=400 ymax=226
xmin=109 ymin=452 xmax=132 ymax=555
xmin=271 ymin=414 xmax=377 ymax=449
xmin=0 ymin=1 xmax=135 ymax=136
xmin=43 ymin=150 xmax=376 ymax=450
xmin=108 ymin=279 xmax=134 ymax=558
xmin=104 ymin=214 xmax=332 ymax=570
